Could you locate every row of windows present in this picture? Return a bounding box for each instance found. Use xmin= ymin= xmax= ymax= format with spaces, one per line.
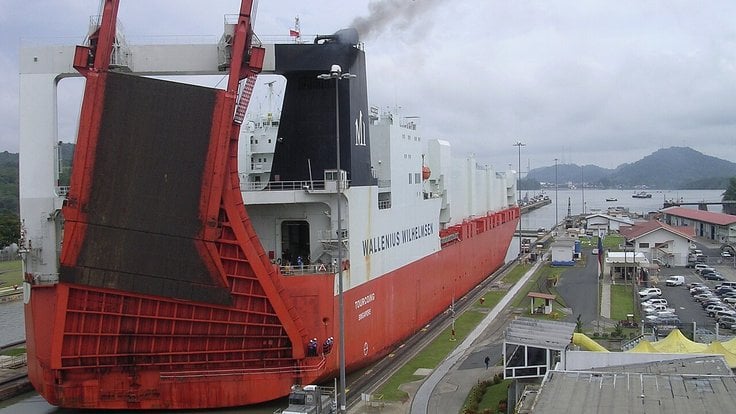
xmin=249 ymin=137 xmax=273 ymax=145
xmin=401 ymin=134 xmax=421 ymax=142
xmin=251 ymin=157 xmax=268 ymax=163
xmin=408 ymin=173 xmax=421 ymax=184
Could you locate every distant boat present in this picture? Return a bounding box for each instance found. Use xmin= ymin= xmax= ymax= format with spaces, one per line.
xmin=606 ymin=197 xmax=618 ymax=202
xmin=632 ymin=191 xmax=652 ymax=199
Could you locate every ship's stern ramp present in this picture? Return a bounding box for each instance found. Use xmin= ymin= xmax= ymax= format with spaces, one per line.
xmin=23 ymin=28 xmax=321 ymax=414
xmin=60 ymin=73 xmax=227 ymax=303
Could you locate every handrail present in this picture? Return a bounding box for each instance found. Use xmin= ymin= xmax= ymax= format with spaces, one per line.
xmin=240 ymin=179 xmax=351 ymax=192
xmin=160 ymin=356 xmax=327 ymax=378
xmin=280 ymin=263 xmax=337 ymax=275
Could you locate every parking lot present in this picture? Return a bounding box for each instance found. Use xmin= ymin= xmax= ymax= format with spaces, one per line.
xmin=642 ymin=242 xmax=736 ymax=338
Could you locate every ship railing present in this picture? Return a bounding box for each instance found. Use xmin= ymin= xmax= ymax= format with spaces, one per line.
xmin=29 ymin=273 xmax=59 ymax=285
xmin=440 ymin=232 xmax=460 ymax=246
xmin=0 ymin=353 xmax=27 ymax=369
xmin=55 ymin=186 xmax=70 ymax=197
xmin=280 ymin=263 xmax=338 ymax=276
xmin=160 ymin=356 xmax=327 ymax=379
xmin=241 ymin=180 xmax=335 ymax=192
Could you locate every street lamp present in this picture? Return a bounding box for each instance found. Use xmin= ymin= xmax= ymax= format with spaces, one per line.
xmin=554 ymin=158 xmax=558 ymax=232
xmin=581 ymin=165 xmax=585 ymax=215
xmin=318 ymin=64 xmax=355 ymax=414
xmin=513 ymin=141 xmax=525 ymax=257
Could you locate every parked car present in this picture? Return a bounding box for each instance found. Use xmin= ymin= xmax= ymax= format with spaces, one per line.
xmin=639 ymin=287 xmax=662 ymax=298
xmin=694 ymin=264 xmax=713 ymax=273
xmin=704 ymin=273 xmax=726 ymax=281
xmin=722 ymin=251 xmax=733 ymax=258
xmin=694 ymin=293 xmax=716 ymax=302
xmin=706 ymin=305 xmax=730 ymax=317
xmin=687 ymin=282 xmax=705 ymax=289
xmin=714 ymin=310 xmax=736 ymax=320
xmin=698 ymin=267 xmax=717 ymax=276
xmin=665 ymin=276 xmax=685 ymax=286
xmin=643 ymin=305 xmax=673 ymax=314
xmin=644 ymin=313 xmax=677 ymax=322
xmin=715 ymin=286 xmax=736 ymax=296
xmin=690 ymin=286 xmax=710 ymax=295
xmin=718 ymin=315 xmax=736 ymax=328
xmin=653 ymin=316 xmax=681 ymax=325
xmin=701 ymin=299 xmax=723 ymax=309
xmin=642 ymin=298 xmax=668 ymax=307
xmin=723 ymin=297 xmax=736 ymax=305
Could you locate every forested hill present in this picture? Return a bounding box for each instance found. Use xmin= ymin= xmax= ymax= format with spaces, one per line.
xmin=527 ymin=147 xmax=736 ymax=189
xmin=0 ymin=151 xmax=19 ymax=214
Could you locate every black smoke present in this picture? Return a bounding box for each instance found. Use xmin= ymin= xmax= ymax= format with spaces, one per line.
xmin=351 ymin=0 xmax=443 ymax=39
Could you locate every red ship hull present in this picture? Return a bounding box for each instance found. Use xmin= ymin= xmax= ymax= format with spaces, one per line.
xmin=24 ymin=211 xmax=517 ymax=409
xmin=21 ymin=1 xmax=518 ymax=408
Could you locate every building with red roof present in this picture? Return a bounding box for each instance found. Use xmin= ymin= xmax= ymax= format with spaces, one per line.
xmin=660 ymin=207 xmax=736 ymax=244
xmin=619 ymin=220 xmax=695 ymax=267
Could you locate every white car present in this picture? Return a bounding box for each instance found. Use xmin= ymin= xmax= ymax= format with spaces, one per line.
xmin=665 ymin=276 xmax=685 ymax=286
xmin=723 ymin=297 xmax=736 ymax=305
xmin=723 ymin=251 xmax=733 ymax=258
xmin=639 ymin=287 xmax=662 ymax=298
xmin=642 ymin=298 xmax=667 ymax=307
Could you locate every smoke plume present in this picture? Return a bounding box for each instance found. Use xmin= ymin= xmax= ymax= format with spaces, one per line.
xmin=351 ymin=0 xmax=443 ymax=40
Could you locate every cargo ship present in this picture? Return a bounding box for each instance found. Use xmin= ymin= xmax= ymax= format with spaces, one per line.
xmin=18 ymin=0 xmax=519 ymax=409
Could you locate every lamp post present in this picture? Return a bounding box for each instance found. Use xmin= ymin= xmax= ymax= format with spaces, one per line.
xmin=318 ymin=64 xmax=355 ymax=414
xmin=554 ymin=158 xmax=558 ymax=232
xmin=581 ymin=165 xmax=585 ymax=215
xmin=513 ymin=141 xmax=525 ymax=257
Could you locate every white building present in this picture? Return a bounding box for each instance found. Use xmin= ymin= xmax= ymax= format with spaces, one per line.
xmin=619 ymin=220 xmax=695 ymax=267
xmin=585 ymin=213 xmax=634 ymax=235
xmin=661 ymin=207 xmax=736 ymax=244
xmin=550 ymin=238 xmax=576 ymax=266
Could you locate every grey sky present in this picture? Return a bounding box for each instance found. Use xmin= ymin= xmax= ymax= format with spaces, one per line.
xmin=2 ymin=1 xmax=735 ymax=170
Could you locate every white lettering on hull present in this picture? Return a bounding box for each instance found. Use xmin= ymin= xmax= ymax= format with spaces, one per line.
xmin=361 ymin=222 xmax=434 ymax=256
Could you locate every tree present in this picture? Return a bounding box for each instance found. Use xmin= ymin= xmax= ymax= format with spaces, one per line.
xmin=0 ymin=212 xmax=20 ymax=248
xmin=724 ymin=177 xmax=736 ymax=215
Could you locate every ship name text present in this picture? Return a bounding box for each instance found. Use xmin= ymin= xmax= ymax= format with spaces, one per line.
xmin=355 ymin=293 xmax=375 ymax=309
xmin=361 ymin=223 xmax=434 ymax=256
xmin=356 ymin=293 xmax=375 ymax=321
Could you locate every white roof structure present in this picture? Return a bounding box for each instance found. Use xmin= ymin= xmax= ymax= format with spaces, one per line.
xmin=505 ymin=318 xmax=575 ymax=350
xmin=605 ymin=251 xmax=649 ymax=267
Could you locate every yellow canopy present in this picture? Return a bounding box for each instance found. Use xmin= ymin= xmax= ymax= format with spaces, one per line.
xmin=721 ymin=336 xmax=736 ymax=354
xmin=650 ymin=329 xmax=707 ymax=353
xmin=572 ymin=332 xmax=610 ymax=352
xmin=701 ymin=341 xmax=736 ymax=368
xmin=626 ymin=340 xmax=659 ymax=353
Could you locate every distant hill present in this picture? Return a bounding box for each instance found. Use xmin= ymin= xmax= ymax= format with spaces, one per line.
xmin=0 ymin=143 xmax=75 ymax=215
xmin=528 ymin=147 xmax=736 ymax=189
xmin=0 ymin=151 xmax=19 ymax=214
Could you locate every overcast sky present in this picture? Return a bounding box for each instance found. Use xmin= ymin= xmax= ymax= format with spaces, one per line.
xmin=2 ymin=0 xmax=736 ymax=170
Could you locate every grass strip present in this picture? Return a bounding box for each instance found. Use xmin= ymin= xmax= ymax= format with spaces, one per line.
xmin=375 ymin=310 xmax=486 ymax=401
xmin=462 ymin=376 xmax=512 ymax=413
xmin=610 ymin=284 xmax=635 ymax=321
xmin=0 ymin=348 xmax=26 ymax=357
xmin=374 ymin=288 xmax=506 ymax=401
xmin=501 ymin=264 xmax=530 ymax=285
xmin=0 ymin=260 xmax=22 ymax=287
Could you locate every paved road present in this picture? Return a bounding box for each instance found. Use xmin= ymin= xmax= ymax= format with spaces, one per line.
xmin=556 ymin=251 xmax=599 ymax=327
